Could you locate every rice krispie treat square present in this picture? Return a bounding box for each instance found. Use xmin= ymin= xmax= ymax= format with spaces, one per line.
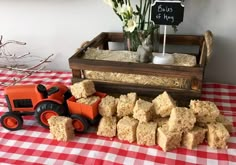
xmin=99 ymin=95 xmax=118 ymax=117
xmin=152 ymin=91 xmax=176 ymax=117
xmin=136 ymin=121 xmax=158 ymax=146
xmin=117 ymin=116 xmax=138 ymax=143
xmin=76 ymin=96 xmax=100 ymax=105
xmin=133 ymin=99 xmax=154 ymax=122
xmin=70 ymin=80 xmax=96 ymax=99
xmin=168 ymin=107 xmax=196 ymax=132
xmin=182 ymin=126 xmax=207 ymax=149
xmin=97 ymin=116 xmax=117 ymax=138
xmin=207 ymin=122 xmax=230 ymax=149
xmin=153 ymin=117 xmax=169 ymax=127
xmin=117 ymin=93 xmax=137 ymax=117
xmin=157 ymin=124 xmax=182 ymax=152
xmin=195 ymin=122 xmax=207 ymax=128
xmin=216 ymin=114 xmax=233 ymax=133
xmin=48 ymin=116 xmax=75 ymax=141
xmin=190 ymin=100 xmax=220 ymax=123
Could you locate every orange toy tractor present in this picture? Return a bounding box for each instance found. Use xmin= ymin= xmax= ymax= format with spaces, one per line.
xmin=1 ymin=83 xmax=105 ymax=132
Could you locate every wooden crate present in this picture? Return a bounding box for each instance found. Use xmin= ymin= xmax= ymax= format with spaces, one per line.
xmin=69 ymin=32 xmax=208 ymax=105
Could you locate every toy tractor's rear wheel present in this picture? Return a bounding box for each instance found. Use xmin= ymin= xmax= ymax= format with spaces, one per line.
xmin=1 ymin=112 xmax=23 ymax=131
xmin=71 ymin=114 xmax=89 ymax=133
xmin=35 ymin=101 xmax=66 ymax=129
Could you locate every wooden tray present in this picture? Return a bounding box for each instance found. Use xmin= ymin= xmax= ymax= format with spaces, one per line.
xmin=69 ymin=32 xmax=210 ymax=105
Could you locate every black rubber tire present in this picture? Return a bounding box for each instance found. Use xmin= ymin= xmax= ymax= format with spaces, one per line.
xmin=1 ymin=112 xmax=23 ymax=131
xmin=34 ymin=101 xmax=66 ymax=129
xmin=71 ymin=114 xmax=89 ymax=133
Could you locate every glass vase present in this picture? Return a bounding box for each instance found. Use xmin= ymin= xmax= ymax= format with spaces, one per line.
xmin=123 ymin=25 xmax=160 ymax=52
xmin=124 ymin=30 xmax=141 ymax=51
xmin=151 ymin=26 xmax=160 ymax=52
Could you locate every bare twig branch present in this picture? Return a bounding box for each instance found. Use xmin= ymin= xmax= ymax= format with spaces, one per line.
xmin=0 ymin=40 xmax=26 ymax=49
xmin=0 ymin=72 xmax=32 ymax=86
xmin=25 ymin=54 xmax=54 ymax=70
xmin=0 ymin=36 xmax=55 ymax=86
xmin=6 ymin=65 xmax=45 ymax=73
xmin=14 ymin=52 xmax=31 ymax=59
xmin=0 ymin=35 xmax=2 ymax=44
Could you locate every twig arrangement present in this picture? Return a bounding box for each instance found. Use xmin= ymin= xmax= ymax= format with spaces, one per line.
xmin=0 ymin=35 xmax=54 ymax=86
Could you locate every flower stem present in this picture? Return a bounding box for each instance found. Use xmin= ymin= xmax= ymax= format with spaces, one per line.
xmin=148 ymin=0 xmax=152 ymax=30
xmin=138 ymin=0 xmax=142 ymax=30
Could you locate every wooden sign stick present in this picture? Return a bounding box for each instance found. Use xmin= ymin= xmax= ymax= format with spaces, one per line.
xmin=162 ymin=25 xmax=167 ymax=56
xmin=151 ymin=0 xmax=184 ymax=65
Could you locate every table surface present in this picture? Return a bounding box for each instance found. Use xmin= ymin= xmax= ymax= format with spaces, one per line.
xmin=0 ymin=70 xmax=235 ymax=165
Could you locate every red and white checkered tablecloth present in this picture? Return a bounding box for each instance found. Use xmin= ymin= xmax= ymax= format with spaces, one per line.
xmin=0 ymin=69 xmax=235 ymax=165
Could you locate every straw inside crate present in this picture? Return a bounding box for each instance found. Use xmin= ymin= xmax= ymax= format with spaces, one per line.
xmin=82 ymin=48 xmax=196 ymax=89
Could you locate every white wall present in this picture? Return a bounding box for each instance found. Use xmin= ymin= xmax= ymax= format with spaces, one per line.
xmin=0 ymin=0 xmax=235 ymax=84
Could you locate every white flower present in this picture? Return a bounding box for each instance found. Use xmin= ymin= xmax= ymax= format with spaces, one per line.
xmin=103 ymin=0 xmax=114 ymax=8
xmin=124 ymin=18 xmax=137 ymax=33
xmin=116 ymin=3 xmax=123 ymax=15
xmin=116 ymin=3 xmax=133 ymax=16
xmin=126 ymin=4 xmax=133 ymax=14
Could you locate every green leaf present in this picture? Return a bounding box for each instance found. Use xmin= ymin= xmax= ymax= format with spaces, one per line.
xmin=136 ymin=5 xmax=140 ymax=12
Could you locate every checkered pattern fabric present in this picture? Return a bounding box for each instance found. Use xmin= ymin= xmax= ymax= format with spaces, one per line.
xmin=0 ymin=69 xmax=235 ymax=164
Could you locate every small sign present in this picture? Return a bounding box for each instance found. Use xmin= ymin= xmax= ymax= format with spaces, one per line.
xmin=151 ymin=0 xmax=184 ymax=25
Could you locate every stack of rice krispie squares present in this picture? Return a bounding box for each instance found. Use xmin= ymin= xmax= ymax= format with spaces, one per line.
xmin=156 ymin=98 xmax=232 ymax=151
xmin=156 ymin=96 xmax=232 ymax=151
xmin=48 ymin=80 xmax=99 ymax=141
xmin=190 ymin=100 xmax=232 ymax=149
xmin=97 ymin=92 xmax=139 ymax=141
xmin=153 ymin=92 xmax=186 ymax=151
xmin=70 ymin=80 xmax=100 ymax=105
xmin=133 ymin=98 xmax=157 ymax=145
xmin=157 ymin=107 xmax=197 ymax=151
xmin=96 ymin=90 xmax=232 ymax=151
xmin=116 ymin=93 xmax=158 ymax=145
xmin=97 ymin=95 xmax=118 ymax=138
xmin=97 ymin=92 xmax=159 ymax=145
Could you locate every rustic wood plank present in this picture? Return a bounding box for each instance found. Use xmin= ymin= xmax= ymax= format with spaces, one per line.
xmin=160 ymin=35 xmax=204 ymax=45
xmin=199 ymin=41 xmax=207 ymax=67
xmin=104 ymin=32 xmax=204 ymax=45
xmin=72 ymin=32 xmax=108 ymax=57
xmin=100 ymin=42 xmax=109 ymax=50
xmin=107 ymin=32 xmax=124 ymax=42
xmin=88 ymin=32 xmax=108 ymax=48
xmin=103 ymin=33 xmax=204 ymax=46
xmin=72 ymin=77 xmax=201 ymax=103
xmin=69 ymin=57 xmax=203 ymax=80
xmin=191 ymin=77 xmax=202 ymax=91
xmin=71 ymin=69 xmax=81 ymax=78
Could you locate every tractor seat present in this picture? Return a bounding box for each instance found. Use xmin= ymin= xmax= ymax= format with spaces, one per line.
xmin=47 ymin=86 xmax=59 ymax=96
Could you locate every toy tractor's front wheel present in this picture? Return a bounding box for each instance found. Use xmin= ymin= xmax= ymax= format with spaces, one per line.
xmin=1 ymin=112 xmax=23 ymax=131
xmin=35 ymin=101 xmax=66 ymax=129
xmin=71 ymin=114 xmax=89 ymax=133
